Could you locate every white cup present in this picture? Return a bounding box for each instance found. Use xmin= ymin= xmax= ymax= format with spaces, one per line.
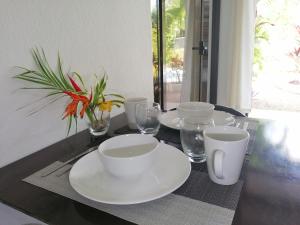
xmin=124 ymin=97 xmax=147 ymax=129
xmin=98 ymin=134 xmax=159 ymax=179
xmin=204 ymin=126 xmax=250 ymax=185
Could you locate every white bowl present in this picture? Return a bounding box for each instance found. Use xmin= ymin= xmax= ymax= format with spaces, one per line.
xmin=98 ymin=134 xmax=159 ymax=179
xmin=177 ymin=102 xmax=215 ymax=120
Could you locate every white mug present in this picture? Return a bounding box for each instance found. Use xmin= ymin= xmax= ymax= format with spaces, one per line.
xmin=124 ymin=97 xmax=147 ymax=129
xmin=204 ymin=126 xmax=250 ymax=185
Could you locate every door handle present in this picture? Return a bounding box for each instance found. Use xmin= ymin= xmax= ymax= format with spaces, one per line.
xmin=192 ymin=41 xmax=208 ymax=56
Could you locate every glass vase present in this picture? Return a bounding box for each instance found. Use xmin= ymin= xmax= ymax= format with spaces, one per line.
xmin=88 ymin=108 xmax=110 ymax=136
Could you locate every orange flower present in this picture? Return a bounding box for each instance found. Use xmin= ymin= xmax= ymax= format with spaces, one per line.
xmin=63 ymin=100 xmax=79 ymax=119
xmin=63 ymin=91 xmax=91 ymax=119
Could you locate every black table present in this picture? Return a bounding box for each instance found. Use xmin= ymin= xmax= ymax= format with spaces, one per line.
xmin=1 ymin=114 xmax=300 ymax=225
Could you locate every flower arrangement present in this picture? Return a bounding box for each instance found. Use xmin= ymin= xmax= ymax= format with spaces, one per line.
xmin=15 ymin=48 xmax=124 ymax=135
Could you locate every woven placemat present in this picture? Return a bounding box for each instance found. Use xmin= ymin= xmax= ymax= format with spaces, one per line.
xmin=23 ymin=118 xmax=258 ymax=225
xmin=24 ymin=161 xmax=234 ymax=225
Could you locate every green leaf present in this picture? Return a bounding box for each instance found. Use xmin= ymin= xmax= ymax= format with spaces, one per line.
xmin=15 ymin=76 xmax=53 ymax=86
xmin=32 ymin=48 xmax=64 ymax=89
xmin=73 ymin=72 xmax=87 ymax=92
xmin=40 ymin=48 xmax=66 ymax=89
xmin=74 ymin=116 xmax=78 ymax=133
xmin=27 ymin=95 xmax=64 ymax=116
xmin=32 ymin=49 xmax=55 ymax=82
xmin=110 ymin=99 xmax=124 ymax=105
xmin=45 ymin=91 xmax=64 ymax=97
xmin=67 ymin=115 xmax=72 ymax=136
xmin=20 ymin=87 xmax=59 ymax=90
xmin=57 ymin=53 xmax=72 ymax=90
xmin=85 ymin=107 xmax=94 ymax=124
xmin=99 ymin=75 xmax=106 ymax=88
xmin=105 ymin=93 xmax=125 ymax=100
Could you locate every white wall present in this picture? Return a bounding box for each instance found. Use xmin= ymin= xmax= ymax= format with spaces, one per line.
xmin=0 ymin=0 xmax=153 ymax=167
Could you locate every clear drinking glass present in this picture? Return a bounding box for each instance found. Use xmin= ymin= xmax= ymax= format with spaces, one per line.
xmin=180 ymin=117 xmax=214 ymax=163
xmin=135 ymin=102 xmax=161 ymax=136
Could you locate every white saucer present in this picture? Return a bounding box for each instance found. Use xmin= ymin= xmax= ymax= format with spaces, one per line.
xmin=69 ymin=143 xmax=191 ymax=205
xmin=160 ymin=110 xmax=235 ymax=130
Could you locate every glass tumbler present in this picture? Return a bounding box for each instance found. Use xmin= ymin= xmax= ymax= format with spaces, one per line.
xmin=180 ymin=117 xmax=214 ymax=163
xmin=135 ymin=102 xmax=161 ymax=136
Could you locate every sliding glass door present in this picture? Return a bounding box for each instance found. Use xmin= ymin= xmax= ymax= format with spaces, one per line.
xmin=151 ymin=0 xmax=212 ymax=110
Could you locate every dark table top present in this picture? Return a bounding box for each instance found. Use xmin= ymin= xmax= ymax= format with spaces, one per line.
xmin=1 ymin=114 xmax=300 ymax=225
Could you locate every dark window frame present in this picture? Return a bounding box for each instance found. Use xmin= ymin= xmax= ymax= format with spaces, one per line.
xmin=209 ymin=0 xmax=220 ymax=104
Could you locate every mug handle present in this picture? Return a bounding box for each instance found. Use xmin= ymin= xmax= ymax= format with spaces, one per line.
xmin=213 ymin=150 xmax=224 ymax=179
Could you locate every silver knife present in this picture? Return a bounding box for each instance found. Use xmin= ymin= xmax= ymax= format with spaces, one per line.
xmin=41 ymin=146 xmax=98 ymax=177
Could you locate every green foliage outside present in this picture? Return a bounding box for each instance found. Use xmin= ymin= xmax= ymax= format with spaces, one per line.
xmin=163 ymin=0 xmax=185 ymax=64
xmin=152 ymin=12 xmax=159 ymax=81
xmin=254 ymin=16 xmax=273 ymax=74
xmin=288 ymin=26 xmax=300 ymax=74
xmin=151 ymin=0 xmax=185 ymax=82
xmin=254 ymin=0 xmax=300 ymax=78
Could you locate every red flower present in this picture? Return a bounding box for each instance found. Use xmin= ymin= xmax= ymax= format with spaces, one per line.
xmin=63 ymin=91 xmax=91 ymax=119
xmin=68 ymin=75 xmax=82 ymax=92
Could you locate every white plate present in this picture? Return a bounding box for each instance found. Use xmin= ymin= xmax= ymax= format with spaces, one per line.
xmin=160 ymin=110 xmax=235 ymax=130
xmin=69 ymin=143 xmax=191 ymax=205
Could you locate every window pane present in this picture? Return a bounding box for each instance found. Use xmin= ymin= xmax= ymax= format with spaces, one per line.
xmin=151 ymin=0 xmax=160 ymax=104
xmin=163 ymin=0 xmax=186 ymax=110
